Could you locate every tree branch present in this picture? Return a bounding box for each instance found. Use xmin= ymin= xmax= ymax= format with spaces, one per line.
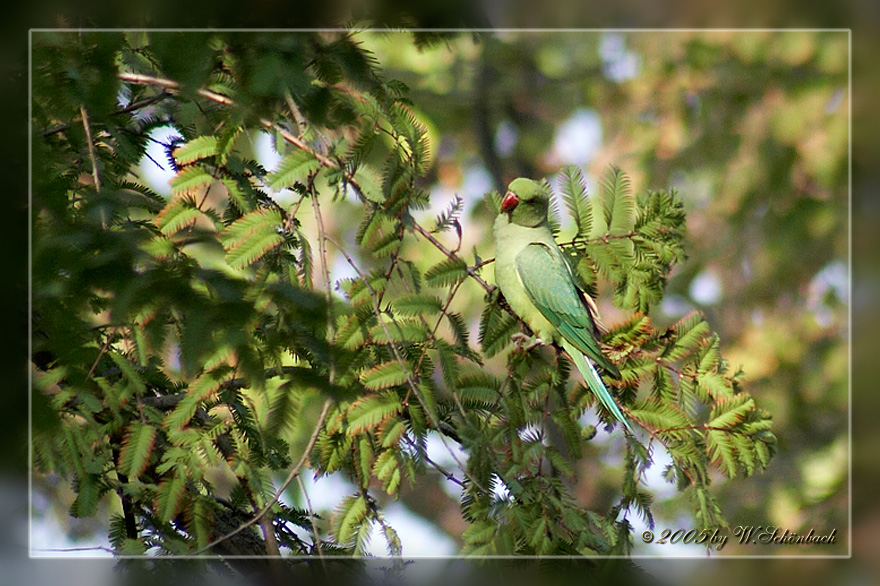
xmin=118 ymin=72 xmax=234 ymax=106
xmin=80 ymin=105 xmax=101 ymax=193
xmin=192 ymin=398 xmax=332 ymax=556
xmin=410 ymin=221 xmax=494 ymax=293
xmin=39 ymin=92 xmax=172 ymax=138
xmin=560 ymin=231 xmax=638 ymax=248
xmin=295 ymin=475 xmax=325 ymax=562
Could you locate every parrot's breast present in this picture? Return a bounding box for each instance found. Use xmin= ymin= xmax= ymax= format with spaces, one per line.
xmin=493 ymin=217 xmax=559 ymax=343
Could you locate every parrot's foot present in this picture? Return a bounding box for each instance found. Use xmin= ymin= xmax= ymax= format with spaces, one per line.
xmin=512 ymin=332 xmax=544 ymax=352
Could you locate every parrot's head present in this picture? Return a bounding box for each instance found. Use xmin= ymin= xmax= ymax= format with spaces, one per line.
xmin=500 ymin=178 xmax=550 ymax=227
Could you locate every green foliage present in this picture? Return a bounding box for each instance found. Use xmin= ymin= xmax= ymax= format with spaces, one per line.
xmin=220 ymin=207 xmax=286 ymax=269
xmin=560 ymin=166 xmax=687 ymax=312
xmin=31 ymin=29 xmax=780 ymax=571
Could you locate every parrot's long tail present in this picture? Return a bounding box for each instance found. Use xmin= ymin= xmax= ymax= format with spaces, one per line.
xmin=561 ymin=339 xmax=634 ymax=434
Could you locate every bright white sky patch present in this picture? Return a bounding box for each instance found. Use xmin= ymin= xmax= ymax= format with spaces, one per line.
xmin=330 ymin=253 xmax=358 ymax=289
xmin=490 ymin=473 xmax=512 ymax=502
xmin=425 ymin=432 xmax=468 ymax=470
xmin=30 ymin=492 xmax=113 ymax=558
xmin=599 ymin=32 xmax=642 ymax=83
xmin=139 ymin=125 xmax=181 ymax=197
xmin=461 ymin=165 xmax=494 ymax=202
xmin=297 ymin=455 xmax=461 ymax=557
xmin=425 ymin=432 xmax=469 ymax=500
xmin=690 ymin=269 xmax=723 ymax=305
xmin=639 ymin=442 xmax=678 ymax=501
xmin=551 ymin=108 xmax=603 ymax=167
xmin=364 ymin=502 xmax=458 ymax=557
xmin=255 ymin=130 xmax=282 ymax=187
xmin=296 ymin=472 xmax=355 ymax=513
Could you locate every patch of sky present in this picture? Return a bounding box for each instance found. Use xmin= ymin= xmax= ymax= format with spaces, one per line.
xmin=689 ymin=269 xmax=723 ymax=306
xmin=298 ymin=439 xmax=458 ymax=557
xmin=255 ymin=131 xmax=283 ymax=180
xmin=661 ymin=293 xmax=695 ymax=319
xmin=807 ymin=260 xmax=848 ymax=328
xmin=490 ymin=473 xmax=512 ymax=503
xmin=638 ymin=442 xmax=678 ymax=501
xmin=361 ymin=501 xmax=458 ymax=557
xmin=578 ymin=409 xmax=625 ymax=458
xmin=425 ymin=431 xmax=468 ymax=470
xmin=629 ymin=509 xmax=714 ymax=557
xmin=330 ymin=252 xmax=358 ymax=291
xmin=138 ymin=124 xmax=182 ymax=197
xmin=422 ymin=164 xmax=495 ymax=255
xmin=599 ymin=32 xmax=642 ymax=83
xmin=292 ymin=471 xmax=355 ymax=514
xmin=461 ymin=165 xmax=495 ymax=202
xmin=551 ymin=108 xmax=603 ymax=168
xmin=29 ymin=492 xmax=112 ymax=558
xmin=516 ymin=422 xmax=544 ymax=444
xmin=425 ymin=432 xmax=469 ymax=500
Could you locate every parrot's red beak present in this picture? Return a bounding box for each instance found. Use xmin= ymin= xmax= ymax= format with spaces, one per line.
xmin=500 ymin=191 xmax=519 ymax=212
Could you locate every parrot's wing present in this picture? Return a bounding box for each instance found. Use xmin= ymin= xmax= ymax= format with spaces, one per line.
xmin=560 ymin=248 xmax=608 ymax=334
xmin=514 ymin=243 xmax=619 ymax=377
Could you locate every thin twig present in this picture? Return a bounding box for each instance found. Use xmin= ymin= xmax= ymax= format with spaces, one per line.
xmin=473 ymin=256 xmax=495 ymax=270
xmin=40 ymin=92 xmax=172 ymax=138
xmin=264 ymin=119 xmax=347 ymax=182
xmin=311 ymin=186 xmax=334 ymax=324
xmin=412 ymin=438 xmax=465 ymax=488
xmin=86 ymin=327 xmax=117 ymax=379
xmin=192 ymin=398 xmax=333 ymax=556
xmin=284 ymin=90 xmax=308 ymax=136
xmin=80 ymin=105 xmax=101 ymax=192
xmin=295 ymin=475 xmax=325 ymax=563
xmin=561 ymin=231 xmax=638 ymax=249
xmin=410 ymin=276 xmax=472 ymax=421
xmin=411 ymin=222 xmax=493 ymax=293
xmin=114 ymin=91 xmax=172 ymax=116
xmin=118 ymin=71 xmax=234 ymax=106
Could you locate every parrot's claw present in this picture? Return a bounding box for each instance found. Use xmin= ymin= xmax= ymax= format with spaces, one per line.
xmin=512 ymin=332 xmax=544 ymax=352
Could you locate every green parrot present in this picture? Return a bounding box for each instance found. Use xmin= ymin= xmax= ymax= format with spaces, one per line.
xmin=493 ymin=177 xmax=633 ymax=433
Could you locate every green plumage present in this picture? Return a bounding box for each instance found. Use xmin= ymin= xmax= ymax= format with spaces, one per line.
xmin=494 ymin=178 xmax=633 ymax=433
